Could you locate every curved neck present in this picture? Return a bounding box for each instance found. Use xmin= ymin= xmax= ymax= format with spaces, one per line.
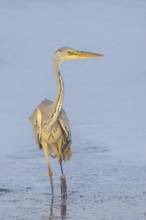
xmin=53 ymin=58 xmax=64 ymax=113
xmin=47 ymin=57 xmax=64 ymax=129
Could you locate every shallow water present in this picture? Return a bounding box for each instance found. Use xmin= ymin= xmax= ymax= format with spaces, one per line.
xmin=0 ymin=0 xmax=146 ymax=219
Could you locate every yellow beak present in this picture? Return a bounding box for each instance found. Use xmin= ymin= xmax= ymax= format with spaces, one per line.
xmin=65 ymin=50 xmax=103 ymax=60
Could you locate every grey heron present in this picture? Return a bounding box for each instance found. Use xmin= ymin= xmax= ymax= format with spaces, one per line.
xmin=30 ymin=47 xmax=103 ymax=196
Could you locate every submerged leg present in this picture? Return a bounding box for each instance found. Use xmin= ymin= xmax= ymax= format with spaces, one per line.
xmin=58 ymin=137 xmax=67 ymax=197
xmin=42 ymin=141 xmax=54 ymax=195
xmin=60 ymin=174 xmax=67 ymax=197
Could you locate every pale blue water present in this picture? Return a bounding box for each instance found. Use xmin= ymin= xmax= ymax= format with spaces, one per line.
xmin=0 ymin=0 xmax=146 ymax=219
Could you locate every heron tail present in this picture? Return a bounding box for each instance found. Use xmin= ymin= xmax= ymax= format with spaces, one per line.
xmin=62 ymin=141 xmax=72 ymax=161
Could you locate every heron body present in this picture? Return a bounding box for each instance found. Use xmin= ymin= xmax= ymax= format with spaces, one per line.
xmin=30 ymin=47 xmax=103 ymax=195
xmin=31 ymin=99 xmax=72 ymax=160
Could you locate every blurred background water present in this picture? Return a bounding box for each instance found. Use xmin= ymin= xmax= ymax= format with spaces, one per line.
xmin=0 ymin=0 xmax=146 ymax=219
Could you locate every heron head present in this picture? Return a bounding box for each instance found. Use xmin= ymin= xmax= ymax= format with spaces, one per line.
xmin=54 ymin=47 xmax=103 ymax=62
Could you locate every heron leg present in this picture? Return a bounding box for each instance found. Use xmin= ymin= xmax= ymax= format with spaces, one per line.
xmin=57 ymin=137 xmax=64 ymax=173
xmin=57 ymin=137 xmax=67 ymax=197
xmin=42 ymin=141 xmax=54 ymax=195
xmin=60 ymin=174 xmax=67 ymax=197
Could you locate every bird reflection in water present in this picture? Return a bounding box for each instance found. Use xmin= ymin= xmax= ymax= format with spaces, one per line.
xmin=49 ymin=196 xmax=67 ymax=220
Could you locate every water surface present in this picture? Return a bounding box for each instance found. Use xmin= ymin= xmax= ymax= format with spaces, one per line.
xmin=0 ymin=0 xmax=146 ymax=219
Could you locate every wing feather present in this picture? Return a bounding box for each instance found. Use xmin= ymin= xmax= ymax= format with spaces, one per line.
xmin=31 ymin=108 xmax=42 ymax=148
xmin=59 ymin=110 xmax=72 ymax=161
xmin=59 ymin=109 xmax=71 ymax=142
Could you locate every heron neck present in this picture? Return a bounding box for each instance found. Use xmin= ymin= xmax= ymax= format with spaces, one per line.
xmin=52 ymin=58 xmax=64 ymax=121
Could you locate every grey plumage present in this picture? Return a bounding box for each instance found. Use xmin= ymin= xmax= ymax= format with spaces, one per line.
xmin=30 ymin=47 xmax=103 ymax=195
xmin=31 ymin=99 xmax=72 ymax=161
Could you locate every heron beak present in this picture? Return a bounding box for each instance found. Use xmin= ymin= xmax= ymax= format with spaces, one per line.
xmin=74 ymin=50 xmax=103 ymax=59
xmin=65 ymin=50 xmax=103 ymax=60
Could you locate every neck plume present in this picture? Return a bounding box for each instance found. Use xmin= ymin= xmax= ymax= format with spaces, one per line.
xmin=53 ymin=58 xmax=64 ymax=116
xmin=46 ymin=57 xmax=64 ymax=130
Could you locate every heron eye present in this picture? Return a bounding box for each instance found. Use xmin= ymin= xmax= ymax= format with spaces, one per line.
xmin=67 ymin=51 xmax=72 ymax=55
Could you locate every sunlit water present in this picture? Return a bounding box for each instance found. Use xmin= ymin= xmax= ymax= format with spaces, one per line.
xmin=0 ymin=0 xmax=146 ymax=219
